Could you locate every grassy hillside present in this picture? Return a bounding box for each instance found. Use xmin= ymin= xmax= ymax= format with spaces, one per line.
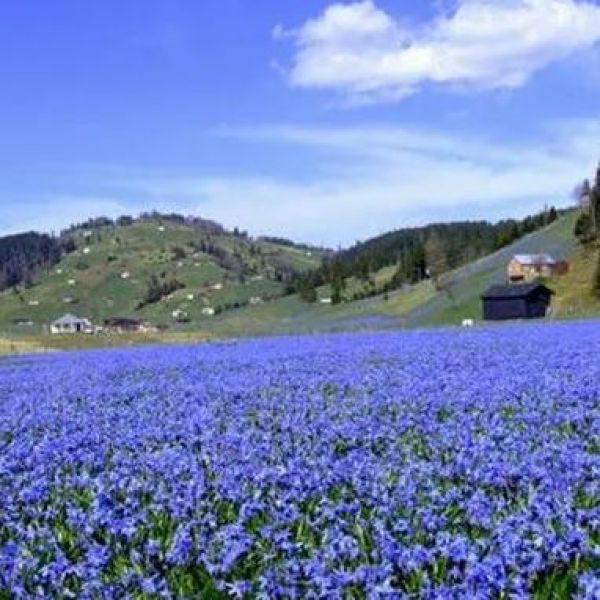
xmin=401 ymin=210 xmax=580 ymax=326
xmin=0 ymin=217 xmax=325 ymax=336
xmin=2 ymin=210 xmax=595 ymax=351
xmin=549 ymin=244 xmax=600 ymax=320
xmin=194 ymin=210 xmax=588 ymax=337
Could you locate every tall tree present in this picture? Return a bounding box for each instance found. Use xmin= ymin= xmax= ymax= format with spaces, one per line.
xmin=424 ymin=232 xmax=447 ymax=283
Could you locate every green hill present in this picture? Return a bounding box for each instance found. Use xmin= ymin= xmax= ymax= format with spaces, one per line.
xmin=401 ymin=209 xmax=580 ymax=327
xmin=192 ymin=210 xmax=593 ymax=337
xmin=0 ymin=215 xmax=326 ymax=336
xmin=2 ymin=209 xmax=597 ymax=351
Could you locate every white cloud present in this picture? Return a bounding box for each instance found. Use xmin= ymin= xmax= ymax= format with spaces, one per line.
xmin=5 ymin=121 xmax=598 ymax=247
xmin=278 ymin=0 xmax=600 ymax=103
xmin=110 ymin=120 xmax=599 ymax=246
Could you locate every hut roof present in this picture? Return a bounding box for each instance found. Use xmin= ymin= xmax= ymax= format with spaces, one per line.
xmin=104 ymin=317 xmax=142 ymax=326
xmin=481 ymin=283 xmax=554 ymax=300
xmin=52 ymin=313 xmax=87 ymax=326
xmin=512 ymin=254 xmax=556 ymax=266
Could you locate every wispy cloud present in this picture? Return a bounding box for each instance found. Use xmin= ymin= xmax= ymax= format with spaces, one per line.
xmin=108 ymin=120 xmax=598 ymax=245
xmin=276 ymin=0 xmax=600 ymax=104
xmin=3 ymin=121 xmax=597 ymax=246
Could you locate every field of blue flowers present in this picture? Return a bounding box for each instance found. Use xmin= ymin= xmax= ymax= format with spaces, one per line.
xmin=0 ymin=321 xmax=599 ymax=598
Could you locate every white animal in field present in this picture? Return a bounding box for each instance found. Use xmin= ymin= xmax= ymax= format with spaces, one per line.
xmin=462 ymin=318 xmax=474 ymax=327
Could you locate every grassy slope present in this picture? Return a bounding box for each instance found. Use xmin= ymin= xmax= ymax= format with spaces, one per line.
xmin=0 ymin=219 xmax=324 ymax=337
xmin=549 ymin=243 xmax=600 ymax=320
xmin=401 ymin=211 xmax=580 ymax=326
xmin=2 ymin=211 xmax=595 ymax=351
xmin=203 ymin=211 xmax=587 ymax=337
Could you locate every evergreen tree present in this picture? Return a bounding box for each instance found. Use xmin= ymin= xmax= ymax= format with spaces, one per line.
xmin=297 ymin=277 xmax=317 ymax=303
xmin=331 ymin=278 xmax=343 ymax=304
xmin=574 ymin=212 xmax=593 ymax=241
xmin=424 ymin=232 xmax=447 ymax=283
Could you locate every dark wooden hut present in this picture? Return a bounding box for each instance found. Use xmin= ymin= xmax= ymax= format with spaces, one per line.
xmin=481 ymin=283 xmax=554 ymax=321
xmin=103 ymin=317 xmax=143 ymax=332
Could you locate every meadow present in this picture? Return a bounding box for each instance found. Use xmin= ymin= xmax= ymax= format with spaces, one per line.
xmin=0 ymin=322 xmax=599 ymax=598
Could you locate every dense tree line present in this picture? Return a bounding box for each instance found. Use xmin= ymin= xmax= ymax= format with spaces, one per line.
xmin=0 ymin=232 xmax=64 ymax=291
xmin=296 ymin=207 xmax=563 ymax=303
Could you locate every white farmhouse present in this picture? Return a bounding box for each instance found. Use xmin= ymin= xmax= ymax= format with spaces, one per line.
xmin=50 ymin=314 xmax=93 ymax=334
xmin=172 ymin=309 xmax=189 ymax=322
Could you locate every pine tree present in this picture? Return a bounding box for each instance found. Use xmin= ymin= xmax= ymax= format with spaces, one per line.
xmin=424 ymin=232 xmax=447 ymax=284
xmin=331 ymin=277 xmax=344 ymax=304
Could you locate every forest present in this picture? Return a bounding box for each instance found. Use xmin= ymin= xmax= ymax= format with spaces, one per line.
xmin=0 ymin=232 xmax=63 ymax=292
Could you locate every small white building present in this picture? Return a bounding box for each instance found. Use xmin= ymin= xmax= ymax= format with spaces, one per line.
xmin=320 ymin=297 xmax=332 ymax=304
xmin=121 ymin=271 xmax=131 ymax=280
xmin=67 ymin=279 xmax=76 ymax=286
xmin=211 ymin=282 xmax=223 ymax=291
xmin=172 ymin=309 xmax=189 ymax=322
xmin=83 ymin=247 xmax=91 ymax=255
xmin=249 ymin=296 xmax=263 ymax=305
xmin=27 ymin=300 xmax=40 ymax=307
xmin=50 ymin=314 xmax=93 ymax=334
xmin=186 ymin=293 xmax=195 ymax=301
xmin=201 ymin=307 xmax=215 ymax=316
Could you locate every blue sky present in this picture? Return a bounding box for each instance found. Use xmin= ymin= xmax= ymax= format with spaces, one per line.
xmin=1 ymin=0 xmax=600 ymax=246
